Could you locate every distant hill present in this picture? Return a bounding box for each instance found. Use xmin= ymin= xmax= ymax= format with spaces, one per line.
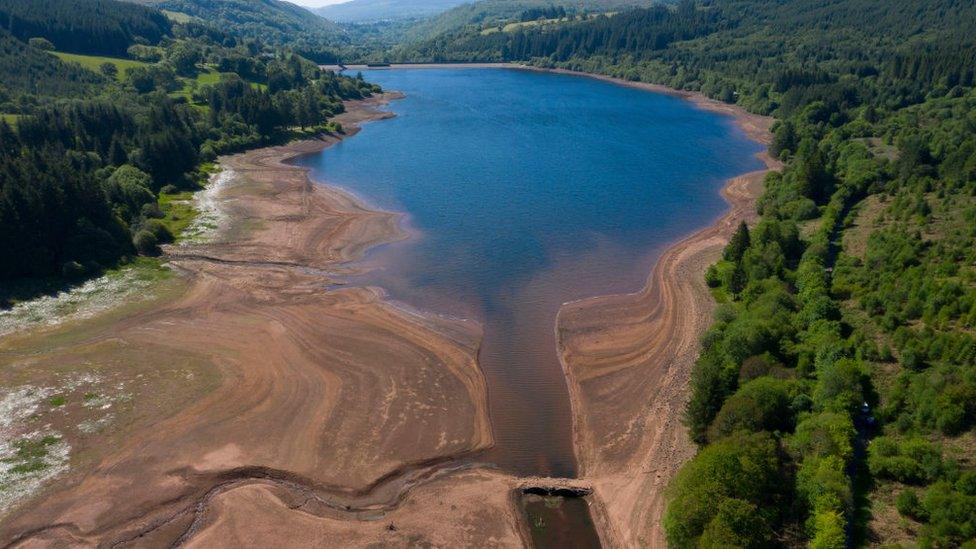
xmin=127 ymin=0 xmax=339 ymax=44
xmin=402 ymin=0 xmax=652 ymax=42
xmin=316 ymin=0 xmax=470 ymax=23
xmin=0 ymin=0 xmax=172 ymax=56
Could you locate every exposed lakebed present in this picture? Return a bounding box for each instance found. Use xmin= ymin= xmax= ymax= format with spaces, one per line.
xmin=298 ymin=68 xmax=762 ymax=480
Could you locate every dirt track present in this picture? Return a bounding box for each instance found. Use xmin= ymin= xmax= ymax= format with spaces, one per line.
xmin=0 ymin=93 xmax=525 ymax=547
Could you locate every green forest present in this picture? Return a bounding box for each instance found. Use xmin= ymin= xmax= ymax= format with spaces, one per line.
xmin=0 ymin=0 xmax=172 ymax=56
xmin=128 ymin=0 xmax=346 ymax=62
xmin=381 ymin=0 xmax=976 ymax=546
xmin=0 ymin=0 xmax=377 ymax=300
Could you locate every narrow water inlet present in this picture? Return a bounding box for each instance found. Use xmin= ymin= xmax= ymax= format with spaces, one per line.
xmin=519 ymin=488 xmax=602 ymax=548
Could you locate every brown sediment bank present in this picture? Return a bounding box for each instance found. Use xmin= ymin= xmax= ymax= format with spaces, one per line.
xmin=0 ymin=92 xmax=526 ymax=547
xmin=552 ymin=69 xmax=781 ymax=547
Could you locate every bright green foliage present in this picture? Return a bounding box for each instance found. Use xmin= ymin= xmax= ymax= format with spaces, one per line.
xmin=867 ymin=436 xmax=944 ymax=485
xmin=698 ymin=498 xmax=773 ymax=549
xmin=52 ymin=52 xmax=150 ymax=82
xmin=393 ymin=0 xmax=976 ymax=545
xmin=664 ymin=432 xmax=785 ymax=548
xmin=809 ymin=510 xmax=846 ymax=549
xmin=103 ymin=165 xmax=156 ymax=222
xmin=813 ymin=359 xmax=864 ymax=414
xmin=788 ymin=412 xmax=855 ymax=462
xmin=797 ymin=457 xmax=851 ymax=523
xmin=918 ymin=482 xmax=976 ymax=546
xmin=707 ymin=377 xmax=794 ymax=441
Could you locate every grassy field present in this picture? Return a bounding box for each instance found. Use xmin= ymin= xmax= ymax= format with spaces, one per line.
xmin=481 ymin=13 xmax=607 ymax=35
xmin=158 ymin=190 xmax=199 ymax=240
xmin=194 ymin=69 xmax=222 ymax=87
xmin=51 ymin=52 xmax=149 ymax=81
xmin=158 ymin=162 xmax=219 ymax=240
xmin=161 ymin=9 xmax=196 ymax=24
xmin=171 ymin=67 xmax=225 ymax=109
xmin=48 ymin=51 xmax=250 ymax=101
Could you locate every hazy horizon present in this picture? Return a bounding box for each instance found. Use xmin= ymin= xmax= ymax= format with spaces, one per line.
xmin=289 ymin=0 xmax=350 ymax=8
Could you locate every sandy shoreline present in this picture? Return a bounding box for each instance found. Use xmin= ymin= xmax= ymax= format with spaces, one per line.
xmin=550 ymin=70 xmax=780 ymax=546
xmin=0 ymin=92 xmax=529 ymax=547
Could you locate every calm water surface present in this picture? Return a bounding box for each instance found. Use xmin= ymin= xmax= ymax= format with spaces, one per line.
xmin=298 ymin=68 xmax=762 ymax=477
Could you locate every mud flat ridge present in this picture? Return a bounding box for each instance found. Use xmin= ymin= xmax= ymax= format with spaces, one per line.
xmin=0 ymin=93 xmax=527 ymax=547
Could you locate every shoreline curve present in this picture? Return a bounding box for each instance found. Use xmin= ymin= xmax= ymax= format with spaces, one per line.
xmin=0 ymin=91 xmax=523 ymax=547
xmin=551 ymin=69 xmax=781 ymax=547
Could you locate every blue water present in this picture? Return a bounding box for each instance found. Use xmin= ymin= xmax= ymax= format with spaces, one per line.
xmin=298 ymin=68 xmax=763 ymax=477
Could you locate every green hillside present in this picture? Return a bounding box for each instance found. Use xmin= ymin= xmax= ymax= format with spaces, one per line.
xmin=316 ymin=0 xmax=469 ymax=23
xmin=0 ymin=0 xmax=172 ymax=56
xmin=0 ymin=28 xmax=103 ymax=98
xmin=400 ymin=0 xmax=653 ymax=45
xmin=0 ymin=0 xmax=378 ymax=298
xmin=127 ymin=0 xmax=344 ymax=61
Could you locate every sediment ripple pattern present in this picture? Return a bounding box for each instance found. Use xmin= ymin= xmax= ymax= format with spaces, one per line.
xmin=0 ymin=94 xmax=519 ymax=547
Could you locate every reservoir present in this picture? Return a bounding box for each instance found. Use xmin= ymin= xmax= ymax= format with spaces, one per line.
xmin=297 ymin=67 xmax=763 ymax=478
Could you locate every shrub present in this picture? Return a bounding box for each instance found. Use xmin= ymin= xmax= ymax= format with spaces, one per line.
xmin=127 ymin=44 xmax=164 ymax=62
xmin=789 ymin=412 xmax=855 ymax=461
xmin=60 ymin=261 xmax=86 ymax=280
xmin=705 ymin=263 xmax=722 ymax=288
xmin=141 ymin=203 xmax=164 ymax=219
xmin=99 ymin=62 xmax=118 ymax=78
xmin=919 ymin=482 xmax=976 ymax=546
xmin=28 ymin=37 xmax=55 ymax=51
xmin=797 ymin=456 xmax=852 ymax=518
xmin=739 ymin=354 xmax=792 ymax=383
xmin=141 ymin=219 xmax=173 ymax=244
xmin=813 ymin=359 xmax=864 ymax=413
xmin=867 ymin=436 xmax=943 ymax=484
xmin=896 ymin=489 xmax=923 ymax=519
xmin=810 ymin=510 xmax=846 ymax=549
xmin=708 ymin=377 xmax=794 ymax=440
xmin=685 ymin=353 xmax=737 ymax=444
xmin=103 ymin=165 xmax=156 ymax=221
xmin=133 ymin=230 xmax=159 ymax=256
xmin=957 ymin=471 xmax=976 ymax=496
xmin=665 ymin=432 xmax=785 ymax=547
xmin=698 ymin=498 xmax=773 ymax=548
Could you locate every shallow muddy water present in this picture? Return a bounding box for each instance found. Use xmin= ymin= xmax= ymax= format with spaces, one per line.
xmin=521 ymin=493 xmax=602 ymax=549
xmin=298 ymin=68 xmax=762 ymax=478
